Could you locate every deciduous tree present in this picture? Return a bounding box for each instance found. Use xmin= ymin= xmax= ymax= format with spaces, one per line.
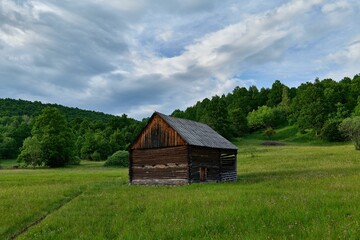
xmin=339 ymin=117 xmax=360 ymax=150
xmin=31 ymin=107 xmax=75 ymax=167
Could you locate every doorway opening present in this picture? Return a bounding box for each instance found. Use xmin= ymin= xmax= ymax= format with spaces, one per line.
xmin=199 ymin=167 xmax=207 ymax=182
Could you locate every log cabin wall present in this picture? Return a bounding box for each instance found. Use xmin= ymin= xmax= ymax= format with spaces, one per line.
xmin=131 ymin=115 xmax=186 ymax=150
xmin=189 ymin=147 xmax=237 ymax=183
xmin=189 ymin=147 xmax=221 ymax=183
xmin=219 ymin=150 xmax=237 ymax=182
xmin=130 ymin=145 xmax=189 ymax=185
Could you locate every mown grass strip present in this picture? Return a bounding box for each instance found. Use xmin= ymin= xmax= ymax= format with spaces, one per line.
xmin=8 ymin=190 xmax=83 ymax=240
xmin=0 ymin=163 xmax=126 ymax=240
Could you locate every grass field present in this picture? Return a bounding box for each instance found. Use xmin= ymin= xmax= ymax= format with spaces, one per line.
xmin=1 ymin=132 xmax=360 ymax=239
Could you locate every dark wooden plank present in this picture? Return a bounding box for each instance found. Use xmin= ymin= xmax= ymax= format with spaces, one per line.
xmin=130 ymin=115 xmax=187 ymax=150
xmin=131 ymin=146 xmax=189 ymax=181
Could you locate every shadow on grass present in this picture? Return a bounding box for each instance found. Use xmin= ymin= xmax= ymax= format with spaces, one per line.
xmin=237 ymin=167 xmax=360 ymax=184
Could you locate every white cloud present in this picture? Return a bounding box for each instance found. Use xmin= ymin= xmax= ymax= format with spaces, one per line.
xmin=328 ymin=38 xmax=360 ymax=63
xmin=156 ymin=29 xmax=174 ymax=42
xmin=123 ymin=0 xmax=324 ymax=98
xmin=1 ymin=0 xmax=360 ymax=119
xmin=326 ymin=36 xmax=360 ymax=79
xmin=321 ymin=1 xmax=351 ymax=13
xmin=126 ymin=104 xmax=163 ymax=120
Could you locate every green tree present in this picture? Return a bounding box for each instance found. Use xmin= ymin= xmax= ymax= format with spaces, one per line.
xmin=202 ymin=96 xmax=231 ymax=138
xmin=333 ymin=102 xmax=349 ymax=119
xmin=110 ymin=129 xmax=126 ymax=151
xmin=17 ymin=136 xmax=42 ymax=167
xmin=94 ymin=130 xmax=111 ymax=159
xmin=80 ymin=130 xmax=97 ymax=160
xmin=31 ymin=107 xmax=75 ymax=167
xmin=279 ymin=86 xmax=291 ymax=113
xmin=229 ymin=108 xmax=248 ymax=136
xmin=247 ymin=106 xmax=279 ymax=131
xmin=353 ymin=97 xmax=360 ymax=117
xmin=339 ymin=117 xmax=360 ymax=150
xmin=0 ymin=136 xmax=17 ymax=159
xmin=292 ymin=82 xmax=326 ymax=135
xmin=267 ymin=80 xmax=285 ymax=107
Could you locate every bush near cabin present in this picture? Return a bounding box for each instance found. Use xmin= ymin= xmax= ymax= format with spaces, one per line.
xmin=104 ymin=150 xmax=129 ymax=167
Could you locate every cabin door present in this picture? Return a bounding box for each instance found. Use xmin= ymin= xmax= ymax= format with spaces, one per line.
xmin=199 ymin=167 xmax=207 ymax=182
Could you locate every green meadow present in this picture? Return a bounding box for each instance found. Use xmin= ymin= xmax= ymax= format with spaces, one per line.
xmin=1 ymin=132 xmax=360 ymax=239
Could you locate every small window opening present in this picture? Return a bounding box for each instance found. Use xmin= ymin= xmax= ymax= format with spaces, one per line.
xmin=199 ymin=167 xmax=207 ymax=182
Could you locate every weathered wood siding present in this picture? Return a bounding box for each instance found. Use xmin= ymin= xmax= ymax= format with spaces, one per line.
xmin=219 ymin=150 xmax=237 ymax=182
xmin=189 ymin=147 xmax=221 ymax=182
xmin=131 ymin=115 xmax=186 ymax=150
xmin=189 ymin=147 xmax=237 ymax=183
xmin=130 ymin=146 xmax=188 ymax=185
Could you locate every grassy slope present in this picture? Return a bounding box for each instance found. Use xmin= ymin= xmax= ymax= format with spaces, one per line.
xmin=1 ymin=128 xmax=360 ymax=239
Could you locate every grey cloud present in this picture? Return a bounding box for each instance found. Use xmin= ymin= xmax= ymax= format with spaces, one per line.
xmin=1 ymin=0 xmax=360 ymax=119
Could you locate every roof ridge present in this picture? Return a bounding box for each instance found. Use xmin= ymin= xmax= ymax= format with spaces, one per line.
xmin=156 ymin=112 xmax=209 ymax=127
xmin=154 ymin=112 xmax=238 ymax=150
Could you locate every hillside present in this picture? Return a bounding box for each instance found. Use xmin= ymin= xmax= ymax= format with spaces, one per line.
xmin=0 ymin=98 xmax=114 ymax=122
xmin=172 ymin=74 xmax=360 ymax=142
xmin=0 ymin=98 xmax=145 ymax=160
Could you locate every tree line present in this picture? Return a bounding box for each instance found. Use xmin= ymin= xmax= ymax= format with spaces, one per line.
xmin=1 ymin=74 xmax=360 ymax=167
xmin=172 ymin=74 xmax=360 ymax=145
xmin=0 ymin=99 xmax=146 ymax=166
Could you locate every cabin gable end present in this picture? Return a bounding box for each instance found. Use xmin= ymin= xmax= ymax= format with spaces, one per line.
xmin=130 ymin=114 xmax=187 ymax=150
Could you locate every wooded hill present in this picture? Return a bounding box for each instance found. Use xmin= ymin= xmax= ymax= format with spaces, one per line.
xmin=0 ymin=98 xmax=146 ymax=160
xmin=171 ymin=74 xmax=360 ymax=141
xmin=0 ymin=98 xmax=113 ymax=121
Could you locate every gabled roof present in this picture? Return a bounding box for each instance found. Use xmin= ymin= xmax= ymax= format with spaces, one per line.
xmin=156 ymin=112 xmax=238 ymax=150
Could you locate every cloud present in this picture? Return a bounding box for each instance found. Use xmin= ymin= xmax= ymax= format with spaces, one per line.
xmin=117 ymin=0 xmax=326 ymax=111
xmin=326 ymin=36 xmax=360 ymax=80
xmin=321 ymin=1 xmax=351 ymax=13
xmin=1 ymin=0 xmax=360 ymax=119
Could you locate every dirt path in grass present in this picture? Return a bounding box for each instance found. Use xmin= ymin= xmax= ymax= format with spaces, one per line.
xmin=8 ymin=191 xmax=83 ymax=240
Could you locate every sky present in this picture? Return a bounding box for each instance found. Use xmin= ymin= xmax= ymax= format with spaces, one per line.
xmin=1 ymin=0 xmax=360 ymax=119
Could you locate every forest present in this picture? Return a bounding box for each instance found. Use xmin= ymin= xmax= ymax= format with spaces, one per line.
xmin=0 ymin=99 xmax=146 ymax=163
xmin=172 ymin=74 xmax=360 ymax=142
xmin=1 ymin=74 xmax=360 ymax=167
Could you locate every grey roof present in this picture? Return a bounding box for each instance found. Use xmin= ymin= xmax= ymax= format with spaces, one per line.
xmin=156 ymin=112 xmax=238 ymax=150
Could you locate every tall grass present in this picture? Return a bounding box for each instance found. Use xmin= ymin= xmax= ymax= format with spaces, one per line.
xmin=0 ymin=162 xmax=126 ymax=239
xmin=1 ymin=139 xmax=360 ymax=239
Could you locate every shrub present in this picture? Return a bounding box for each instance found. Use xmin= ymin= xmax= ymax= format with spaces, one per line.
xmin=69 ymin=156 xmax=81 ymax=165
xmin=104 ymin=150 xmax=129 ymax=167
xmin=339 ymin=117 xmax=360 ymax=150
xmin=321 ymin=119 xmax=345 ymax=142
xmin=264 ymin=127 xmax=276 ymax=139
xmin=91 ymin=151 xmax=101 ymax=161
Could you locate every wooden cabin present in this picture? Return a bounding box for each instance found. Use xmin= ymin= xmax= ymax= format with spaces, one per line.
xmin=129 ymin=112 xmax=238 ymax=185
